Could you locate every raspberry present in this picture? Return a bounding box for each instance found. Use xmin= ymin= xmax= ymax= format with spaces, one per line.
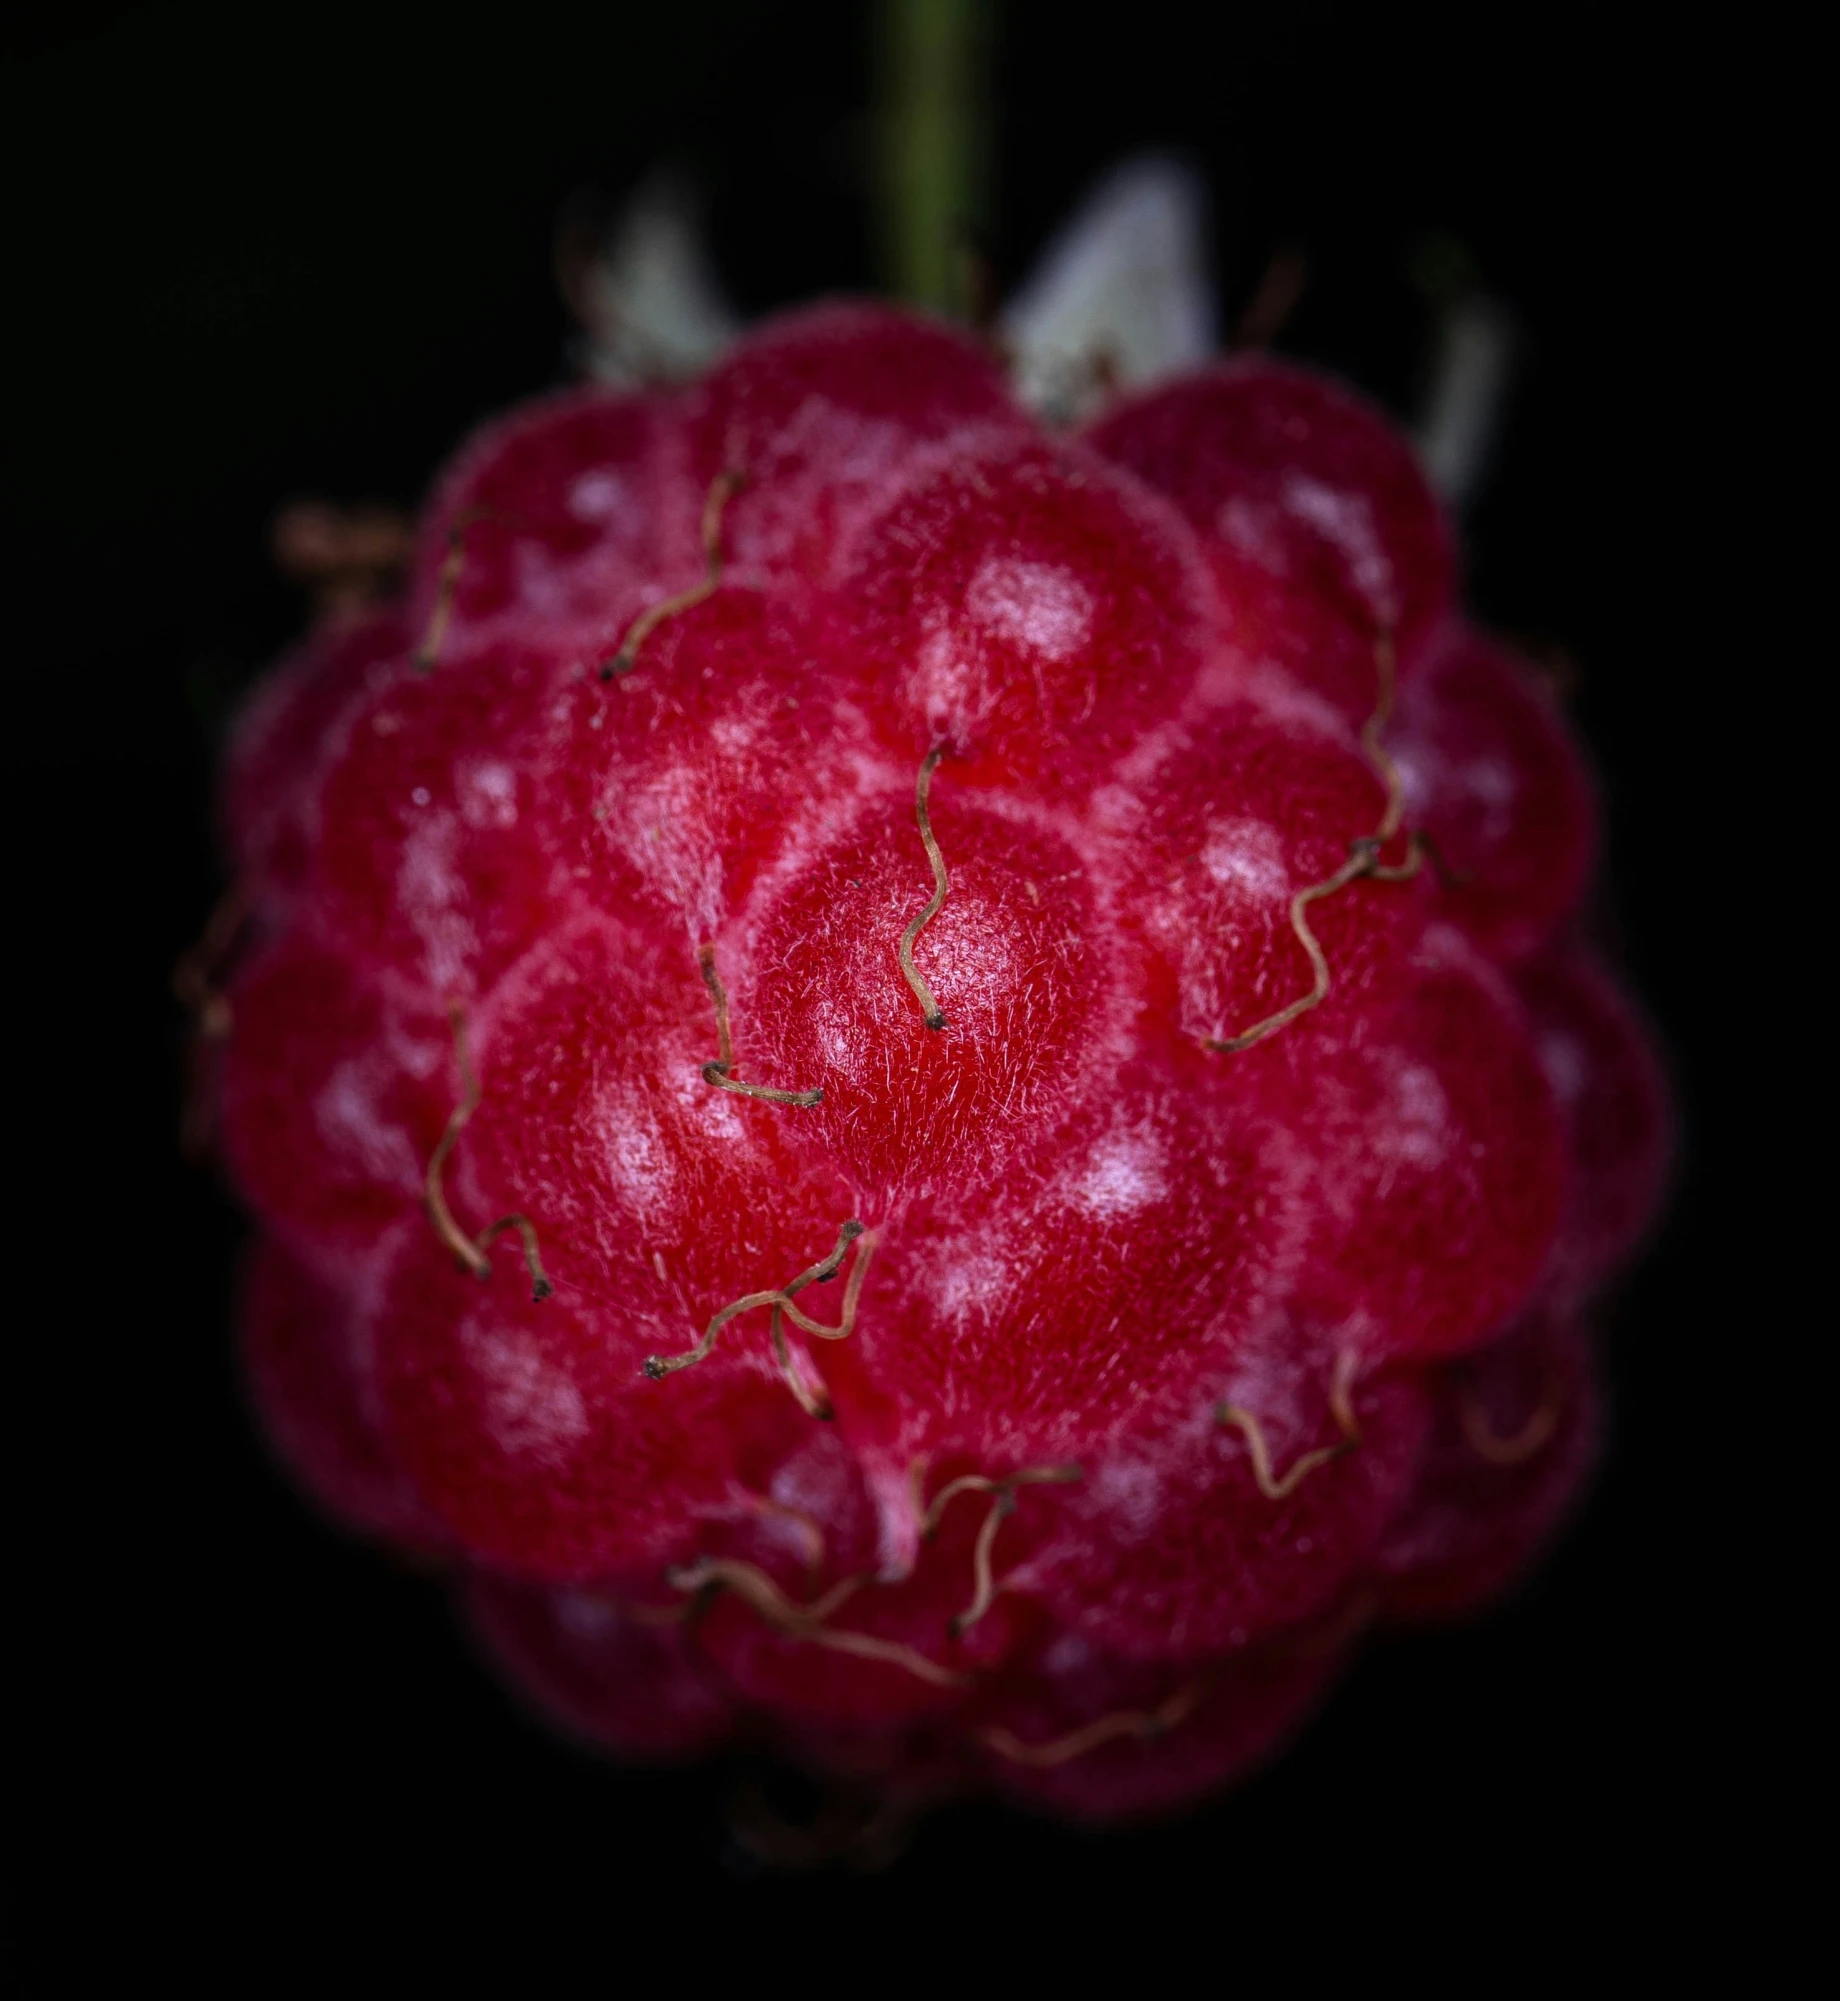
xmin=213 ymin=301 xmax=1668 ymax=1827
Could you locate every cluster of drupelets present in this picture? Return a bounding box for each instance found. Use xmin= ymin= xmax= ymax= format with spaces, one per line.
xmin=201 ymin=303 xmax=1668 ymax=1828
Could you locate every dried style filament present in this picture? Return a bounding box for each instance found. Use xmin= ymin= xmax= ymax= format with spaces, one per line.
xmin=737 ymin=1491 xmax=829 ymax=1577
xmin=644 ymin=1284 xmax=812 ymax=1384
xmin=1359 ymin=626 xmax=1406 ymax=845
xmin=920 ymin=1466 xmax=1082 ymax=1638
xmin=1459 ymin=1374 xmax=1565 ymax=1466
xmin=919 ymin=1465 xmax=1084 ymax=1536
xmin=770 ymin=1304 xmax=834 ymax=1420
xmin=726 ymin=1775 xmax=917 ymax=1874
xmin=473 ymin=1215 xmax=554 ymax=1294
xmin=423 ymin=1007 xmax=492 ymax=1272
xmin=1326 ymin=1343 xmax=1363 ymax=1442
xmin=272 ymin=500 xmax=412 ymax=622
xmin=598 ymin=469 xmax=743 ymax=680
xmin=413 ymin=511 xmax=491 ymax=673
xmin=667 ymin=1557 xmax=967 ymax=1690
xmin=1281 ymin=1582 xmax=1381 ymax=1660
xmin=1203 ymin=627 xmax=1441 ymax=1056
xmin=801 ymin=1626 xmax=966 ymax=1687
xmin=424 ymin=1004 xmax=554 ymax=1301
xmin=919 ymin=1472 xmax=997 ymax=1536
xmin=172 ymin=877 xmax=251 ymax=1040
xmin=956 ymin=1500 xmax=1011 ymax=1638
xmin=670 ymin=1556 xmax=864 ymax=1628
xmin=642 ymin=1220 xmax=869 ymax=1382
xmin=1363 ymin=832 xmax=1428 ymax=885
xmin=696 ymin=944 xmax=822 ymax=1107
xmin=897 ymin=745 xmax=951 ymax=1030
xmin=1219 ymin=1348 xmax=1363 ymax=1501
xmin=1414 ymin=828 xmax=1473 ymax=891
xmin=1201 ymin=844 xmax=1379 ymax=1054
xmin=413 ymin=526 xmax=465 ymax=672
xmin=759 ymin=1225 xmax=879 ymax=1416
xmin=981 ymin=1679 xmax=1206 ymax=1769
xmin=1233 ymin=246 xmax=1310 ymax=350
xmin=621 ymin=1594 xmax=700 ymax=1629
xmin=775 ymin=1228 xmax=876 ymax=1342
xmin=173 ymin=878 xmax=251 ymax=1157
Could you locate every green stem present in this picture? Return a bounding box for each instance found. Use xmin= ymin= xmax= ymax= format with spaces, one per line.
xmin=878 ymin=0 xmax=991 ymax=315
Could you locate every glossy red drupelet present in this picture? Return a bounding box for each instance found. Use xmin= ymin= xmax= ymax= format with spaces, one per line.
xmin=214 ymin=304 xmax=1668 ymax=1825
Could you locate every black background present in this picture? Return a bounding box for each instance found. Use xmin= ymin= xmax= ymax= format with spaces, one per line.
xmin=10 ymin=2 xmax=1795 ymax=1968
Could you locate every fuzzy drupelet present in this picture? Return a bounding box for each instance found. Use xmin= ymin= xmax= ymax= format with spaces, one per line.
xmin=215 ymin=303 xmax=1668 ymax=1825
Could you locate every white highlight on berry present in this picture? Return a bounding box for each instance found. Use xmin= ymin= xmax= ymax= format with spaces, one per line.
xmin=459 ymin=1314 xmax=590 ymax=1459
xmin=1430 ymin=750 xmax=1519 ymax=847
xmin=315 ymin=1058 xmax=422 ymax=1190
xmin=1377 ymin=1060 xmax=1452 ymax=1175
xmin=1200 ymin=816 xmax=1290 ymax=903
xmin=964 ymin=554 xmax=1095 ymax=662
xmin=1041 ymin=1630 xmax=1096 ymax=1676
xmin=589 ymin=1086 xmax=677 ymax=1227
xmin=1280 ymin=474 xmax=1396 ymax=626
xmin=396 ymin=811 xmax=478 ymax=997
xmin=1214 ymin=494 xmax=1288 ymax=569
xmin=923 ymin=1242 xmax=1017 ymax=1331
xmin=457 ymin=758 xmax=519 ymax=830
xmin=567 ymin=468 xmax=635 ymax=524
xmin=1082 ymin=1454 xmax=1164 ymax=1540
xmin=555 ymin=1589 xmax=620 ymax=1639
xmin=513 ymin=540 xmax=580 ymax=621
xmin=1070 ymin=1123 xmax=1169 ymax=1221
xmin=1537 ymin=1025 xmax=1590 ymax=1109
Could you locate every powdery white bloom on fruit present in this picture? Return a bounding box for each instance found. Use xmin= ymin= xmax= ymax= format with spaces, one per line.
xmin=215 ymin=301 xmax=1667 ymax=1828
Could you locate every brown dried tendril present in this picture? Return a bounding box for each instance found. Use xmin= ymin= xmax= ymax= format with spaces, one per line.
xmin=666 ymin=1557 xmax=966 ymax=1690
xmin=413 ymin=510 xmax=495 ymax=673
xmin=1202 ymin=627 xmax=1439 ymax=1056
xmin=642 ymin=1220 xmax=872 ymax=1394
xmin=1218 ymin=1347 xmax=1363 ymax=1501
xmin=898 ymin=745 xmax=951 ymax=1030
xmin=598 ymin=469 xmax=744 ymax=680
xmin=173 ymin=877 xmax=252 ymax=1158
xmin=920 ymin=1466 xmax=1083 ymax=1638
xmin=981 ymin=1679 xmax=1207 ymax=1769
xmin=1459 ymin=1371 xmax=1566 ymax=1466
xmin=696 ymin=943 xmax=822 ymax=1107
xmin=424 ymin=1004 xmax=554 ymax=1301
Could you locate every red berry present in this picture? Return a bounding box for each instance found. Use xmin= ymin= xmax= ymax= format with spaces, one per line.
xmin=1517 ymin=942 xmax=1672 ymax=1302
xmin=312 ymin=642 xmax=581 ymax=998
xmin=1391 ymin=627 xmax=1597 ymax=962
xmin=1377 ymin=1304 xmax=1601 ymax=1622
xmin=224 ymin=607 xmax=409 ymax=913
xmin=553 ymin=585 xmax=867 ymax=940
xmin=216 ymin=305 xmax=1667 ymax=1823
xmin=218 ymin=931 xmax=449 ymax=1274
xmin=968 ymin=1619 xmax=1350 ymax=1823
xmin=739 ymin=787 xmax=1112 ymax=1201
xmin=407 ymin=386 xmax=701 ymax=668
xmin=686 ymin=301 xmax=1029 ymax=587
xmin=239 ymin=1234 xmax=448 ymax=1551
xmin=466 ymin=1571 xmax=737 ymax=1758
xmin=1085 ymin=356 xmax=1455 ymax=723
xmin=836 ymin=432 xmax=1211 ymax=791
xmin=1273 ymin=934 xmax=1569 ymax=1362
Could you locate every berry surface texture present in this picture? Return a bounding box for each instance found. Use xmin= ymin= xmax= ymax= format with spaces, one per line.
xmin=214 ymin=303 xmax=1668 ymax=1825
